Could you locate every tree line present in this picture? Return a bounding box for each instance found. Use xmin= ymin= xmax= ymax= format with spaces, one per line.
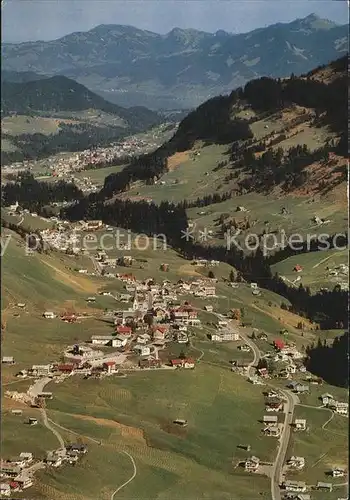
xmin=305 ymin=332 xmax=349 ymax=387
xmin=2 ymin=172 xmax=83 ymax=212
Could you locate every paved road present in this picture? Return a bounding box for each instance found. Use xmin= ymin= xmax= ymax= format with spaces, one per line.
xmin=270 ymin=389 xmax=298 ymax=500
xmin=216 ymin=313 xmax=298 ymax=500
xmin=110 ymin=451 xmax=137 ymax=500
xmin=48 ymin=418 xmax=101 ymax=445
xmin=27 ymin=377 xmax=66 ymax=451
xmin=27 ymin=377 xmax=52 ymax=398
xmin=41 ymin=409 xmax=65 ymax=450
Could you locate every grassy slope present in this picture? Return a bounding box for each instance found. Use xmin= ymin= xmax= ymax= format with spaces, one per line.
xmin=271 ymin=249 xmax=348 ymax=291
xmin=43 ymin=366 xmax=272 ymax=500
xmin=1 ymin=225 xmax=347 ymax=499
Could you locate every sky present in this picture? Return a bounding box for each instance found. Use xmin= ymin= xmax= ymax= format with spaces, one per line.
xmin=2 ymin=0 xmax=348 ymax=43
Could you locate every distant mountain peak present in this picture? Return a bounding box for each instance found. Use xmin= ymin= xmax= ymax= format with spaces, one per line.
xmin=2 ymin=17 xmax=347 ymax=110
xmin=304 ymin=13 xmax=320 ymax=21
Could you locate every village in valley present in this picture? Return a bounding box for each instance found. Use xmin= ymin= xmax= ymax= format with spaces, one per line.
xmin=1 ymin=208 xmax=348 ymax=500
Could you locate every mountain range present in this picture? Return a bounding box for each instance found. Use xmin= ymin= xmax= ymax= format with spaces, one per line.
xmin=2 ymin=14 xmax=347 ymax=109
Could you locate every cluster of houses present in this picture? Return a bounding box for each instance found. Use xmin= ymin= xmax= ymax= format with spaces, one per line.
xmin=282 ymin=479 xmax=337 ymax=496
xmin=20 ymin=279 xmax=208 ymax=379
xmin=0 ymin=453 xmax=36 ymax=494
xmin=4 ymin=133 xmax=161 ymax=190
xmin=0 ymin=444 xmax=88 ymax=495
xmin=320 ymin=393 xmax=348 ymax=416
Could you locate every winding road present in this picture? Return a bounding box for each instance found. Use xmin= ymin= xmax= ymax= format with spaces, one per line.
xmin=27 ymin=377 xmax=66 ymax=450
xmin=218 ymin=313 xmax=298 ymax=500
xmin=41 ymin=409 xmax=65 ymax=450
xmin=110 ymin=451 xmax=137 ymax=500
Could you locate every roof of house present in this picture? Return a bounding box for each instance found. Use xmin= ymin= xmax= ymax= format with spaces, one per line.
xmin=57 ymin=364 xmax=75 ymax=371
xmin=284 ymin=480 xmax=306 ymax=486
xmin=185 ymin=358 xmax=195 ymax=364
xmin=91 ymin=335 xmax=114 ymax=340
xmin=170 ymin=359 xmax=184 ymax=365
xmin=116 ymin=326 xmax=132 ymax=332
xmin=104 ymin=361 xmax=116 ymax=366
xmin=274 ymin=339 xmax=285 ymax=349
xmin=316 ymin=481 xmax=332 ymax=488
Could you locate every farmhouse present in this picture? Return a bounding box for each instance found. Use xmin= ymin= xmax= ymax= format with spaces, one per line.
xmin=287 ymin=456 xmax=305 ymax=470
xmin=112 ymin=336 xmax=128 ymax=348
xmin=152 ymin=325 xmax=167 ymax=340
xmin=11 ymin=409 xmax=23 ymax=416
xmin=175 ymin=331 xmax=188 ymax=343
xmin=173 ymin=419 xmax=188 ymax=427
xmin=136 ymin=333 xmax=151 ymax=344
xmin=31 ymin=364 xmax=51 ymax=376
xmin=0 ymin=464 xmax=21 ymax=477
xmin=263 ymin=426 xmax=281 ymax=437
xmin=2 ymin=356 xmax=14 ymax=364
xmin=13 ymin=476 xmax=32 ymax=489
xmin=293 ymin=265 xmax=303 ymax=272
xmin=43 ymin=311 xmax=56 ymax=319
xmin=294 ymin=384 xmax=309 ymax=394
xmin=37 ymin=392 xmax=53 ymax=400
xmin=238 ymin=344 xmax=251 ymax=352
xmin=120 ymin=293 xmax=132 ymax=302
xmin=103 ymin=361 xmax=116 ymax=373
xmin=273 ymin=339 xmax=285 ymax=351
xmin=46 ymin=451 xmax=63 ymax=467
xmin=257 ymin=368 xmax=269 ymax=378
xmin=210 ymin=332 xmax=239 ymax=342
xmin=116 ymin=326 xmax=133 ymax=337
xmin=204 ymin=305 xmax=214 ymax=312
xmin=263 ymin=415 xmax=278 ymax=425
xmin=284 ymin=481 xmax=307 ymax=493
xmin=244 ymin=456 xmax=260 ymax=472
xmin=19 ymin=453 xmax=33 ymax=464
xmin=134 ymin=345 xmax=151 ymax=357
xmin=57 ymin=364 xmax=75 ymax=374
xmin=200 ymin=286 xmax=216 ymax=297
xmin=66 ymin=444 xmax=88 ymax=454
xmin=139 ymin=358 xmax=161 ymax=369
xmin=84 ymin=220 xmax=103 ymax=231
xmin=332 ymin=401 xmax=348 ymax=415
xmin=293 ymin=419 xmax=306 ymax=431
xmin=316 ymin=482 xmax=332 ymax=492
xmin=331 ymin=467 xmax=345 ymax=477
xmin=320 ymin=393 xmax=334 ymax=406
xmin=217 ymin=320 xmax=228 ymax=328
xmin=170 ymin=358 xmax=195 ymax=369
xmin=265 ymin=397 xmax=284 ymax=412
xmin=0 ymin=483 xmax=10 ymax=496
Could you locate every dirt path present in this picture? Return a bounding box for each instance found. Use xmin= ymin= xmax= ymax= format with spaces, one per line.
xmin=312 ymin=253 xmax=338 ymax=269
xmin=110 ymin=451 xmax=137 ymax=500
xmin=41 ymin=409 xmax=65 ymax=450
xmin=47 ymin=415 xmax=138 ymax=500
xmin=47 ymin=418 xmax=101 ymax=445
